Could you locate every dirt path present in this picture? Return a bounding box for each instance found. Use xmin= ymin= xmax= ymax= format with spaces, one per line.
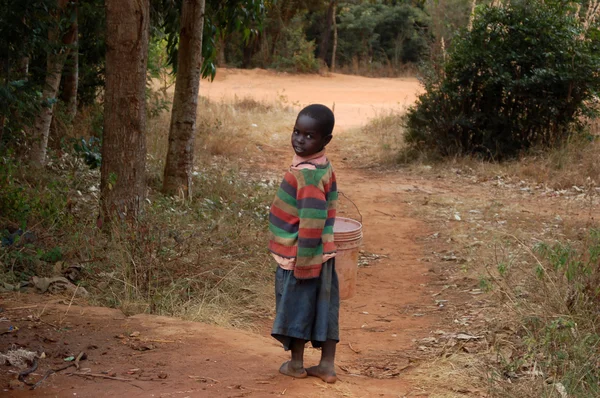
xmin=2 ymin=69 xmax=436 ymax=397
xmin=203 ymin=68 xmax=422 ymax=128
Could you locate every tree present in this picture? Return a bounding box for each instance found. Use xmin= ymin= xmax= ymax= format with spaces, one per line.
xmin=404 ymin=0 xmax=600 ymax=159
xmin=30 ymin=0 xmax=76 ymax=167
xmin=161 ymin=0 xmax=264 ymax=198
xmin=162 ymin=0 xmax=206 ymax=197
xmin=336 ymin=2 xmax=429 ymax=71
xmin=0 ymin=0 xmax=55 ymax=145
xmin=100 ymin=0 xmax=150 ymax=221
xmin=331 ymin=1 xmax=338 ymax=71
xmin=318 ymin=0 xmax=336 ymax=66
xmin=60 ymin=1 xmax=79 ymax=120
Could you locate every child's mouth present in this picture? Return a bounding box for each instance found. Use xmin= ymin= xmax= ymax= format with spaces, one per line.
xmin=294 ymin=146 xmax=304 ymax=153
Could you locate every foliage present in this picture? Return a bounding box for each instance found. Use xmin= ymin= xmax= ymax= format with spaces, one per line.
xmin=336 ymin=2 xmax=430 ymax=70
xmin=158 ymin=0 xmax=265 ymax=80
xmin=73 ymin=136 xmax=102 ymax=169
xmin=424 ymin=0 xmax=472 ymax=60
xmin=0 ymin=0 xmax=57 ymax=143
xmin=146 ymin=34 xmax=174 ymax=119
xmin=0 ymin=154 xmax=70 ymax=230
xmin=77 ymin=0 xmax=106 ymax=106
xmin=404 ymin=0 xmax=600 ymax=159
xmin=270 ymin=15 xmax=320 ymax=73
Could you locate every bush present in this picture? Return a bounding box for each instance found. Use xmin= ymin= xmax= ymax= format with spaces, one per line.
xmin=404 ymin=0 xmax=600 ymax=159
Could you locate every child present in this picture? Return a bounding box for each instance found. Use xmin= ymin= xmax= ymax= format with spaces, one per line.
xmin=268 ymin=104 xmax=339 ymax=384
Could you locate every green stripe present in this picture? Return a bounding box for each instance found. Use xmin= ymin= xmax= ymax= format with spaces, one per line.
xmin=328 ymin=191 xmax=338 ymax=201
xmin=323 ymin=225 xmax=334 ymax=235
xmin=269 ymin=223 xmax=298 ymax=239
xmin=277 ymin=188 xmax=296 ymax=207
xmin=300 ymin=168 xmax=328 ymax=186
xmin=298 ymin=208 xmax=327 ymax=219
xmin=298 ymin=246 xmax=323 ymax=257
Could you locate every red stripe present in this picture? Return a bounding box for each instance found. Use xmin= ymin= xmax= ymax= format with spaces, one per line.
xmin=324 ymin=173 xmax=336 ymax=190
xmin=271 ymin=205 xmax=298 ymax=224
xmin=299 ymin=228 xmax=323 ymax=238
xmin=323 ymin=241 xmax=336 ymax=253
xmin=297 ymin=185 xmax=325 ymax=201
xmin=327 ymin=209 xmax=336 ymax=218
xmin=283 ymin=172 xmax=297 ymax=189
xmin=294 ymin=265 xmax=322 ymax=279
xmin=269 ymin=241 xmax=297 ymax=257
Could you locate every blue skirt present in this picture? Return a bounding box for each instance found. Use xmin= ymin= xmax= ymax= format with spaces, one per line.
xmin=271 ymin=258 xmax=340 ymax=350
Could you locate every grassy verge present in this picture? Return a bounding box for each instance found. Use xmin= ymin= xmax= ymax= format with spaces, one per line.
xmin=1 ymin=96 xmax=295 ymax=330
xmin=348 ymin=111 xmax=600 ymax=396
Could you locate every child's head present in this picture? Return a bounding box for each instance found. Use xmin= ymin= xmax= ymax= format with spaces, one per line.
xmin=291 ymin=104 xmax=335 ymax=157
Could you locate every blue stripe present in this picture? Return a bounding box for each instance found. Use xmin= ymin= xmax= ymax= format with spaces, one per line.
xmin=298 ymin=237 xmax=322 ymax=248
xmin=330 ymin=180 xmax=337 ymax=192
xmin=297 ymin=197 xmax=327 ymax=211
xmin=280 ymin=178 xmax=297 ymax=199
xmin=269 ymin=213 xmax=299 ymax=233
xmin=325 ymin=217 xmax=335 ymax=227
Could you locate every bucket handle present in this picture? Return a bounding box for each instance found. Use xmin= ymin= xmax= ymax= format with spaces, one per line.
xmin=338 ymin=191 xmax=363 ymax=223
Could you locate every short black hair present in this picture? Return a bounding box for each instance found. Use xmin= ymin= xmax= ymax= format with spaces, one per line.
xmin=297 ymin=104 xmax=335 ymax=137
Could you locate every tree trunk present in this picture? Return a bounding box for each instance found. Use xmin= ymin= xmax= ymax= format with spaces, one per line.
xmin=468 ymin=0 xmax=477 ymax=31
xmin=100 ymin=0 xmax=149 ymax=222
xmin=61 ymin=7 xmax=79 ymax=121
xmin=162 ymin=0 xmax=205 ymax=198
xmin=18 ymin=57 xmax=29 ymax=78
xmin=318 ymin=0 xmax=336 ymax=65
xmin=30 ymin=0 xmax=71 ymax=167
xmin=331 ymin=1 xmax=337 ymax=72
xmin=217 ymin=34 xmax=226 ymax=66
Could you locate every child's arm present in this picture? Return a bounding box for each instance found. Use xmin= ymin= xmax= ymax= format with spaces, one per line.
xmin=294 ymin=172 xmax=328 ymax=279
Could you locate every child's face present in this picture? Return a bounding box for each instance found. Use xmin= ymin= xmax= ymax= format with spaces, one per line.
xmin=291 ymin=115 xmax=332 ymax=157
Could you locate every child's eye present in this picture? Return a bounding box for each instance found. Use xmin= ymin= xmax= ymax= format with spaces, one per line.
xmin=307 ymin=134 xmax=312 ymax=139
xmin=293 ymin=130 xmax=298 ymax=135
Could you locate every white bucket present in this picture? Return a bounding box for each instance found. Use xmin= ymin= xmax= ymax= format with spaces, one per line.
xmin=333 ymin=217 xmax=363 ymax=300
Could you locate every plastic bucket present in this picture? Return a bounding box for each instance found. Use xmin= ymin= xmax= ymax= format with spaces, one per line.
xmin=334 ymin=217 xmax=363 ymax=300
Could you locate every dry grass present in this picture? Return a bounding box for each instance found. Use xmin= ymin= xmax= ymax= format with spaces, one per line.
xmin=92 ymin=165 xmax=276 ymax=329
xmin=394 ymin=158 xmax=600 ymax=396
xmin=410 ymin=354 xmax=490 ymax=397
xmin=432 ymin=137 xmax=600 ymax=191
xmin=336 ymin=110 xmax=407 ymax=167
xmin=1 ymin=95 xmax=300 ymax=331
xmin=147 ymin=95 xmax=295 ymax=168
xmin=347 ymin=111 xmax=600 ymax=192
xmin=92 ymin=95 xmax=300 ymax=329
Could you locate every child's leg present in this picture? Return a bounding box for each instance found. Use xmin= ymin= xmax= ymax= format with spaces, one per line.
xmin=306 ymin=339 xmax=337 ymax=383
xmin=279 ymin=338 xmax=307 ymax=378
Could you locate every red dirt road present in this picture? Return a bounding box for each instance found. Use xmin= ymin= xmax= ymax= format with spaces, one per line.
xmin=203 ymin=68 xmax=422 ymax=128
xmin=2 ymin=69 xmax=434 ymax=397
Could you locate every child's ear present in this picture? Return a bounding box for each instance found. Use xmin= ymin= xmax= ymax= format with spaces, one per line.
xmin=323 ymin=134 xmax=332 ymax=147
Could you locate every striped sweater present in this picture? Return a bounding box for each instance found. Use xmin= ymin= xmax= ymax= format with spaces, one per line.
xmin=268 ymin=161 xmax=338 ymax=279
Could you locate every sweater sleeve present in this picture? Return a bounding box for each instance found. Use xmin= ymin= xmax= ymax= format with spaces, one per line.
xmin=294 ymin=170 xmax=328 ymax=279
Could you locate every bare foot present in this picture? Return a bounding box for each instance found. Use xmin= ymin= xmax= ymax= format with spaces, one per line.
xmin=279 ymin=361 xmax=307 ymax=379
xmin=306 ymin=365 xmax=337 ymax=383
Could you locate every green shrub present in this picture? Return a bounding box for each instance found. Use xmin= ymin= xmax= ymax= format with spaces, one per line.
xmin=404 ymin=0 xmax=600 ymax=159
xmin=271 ymin=16 xmax=319 ymax=73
